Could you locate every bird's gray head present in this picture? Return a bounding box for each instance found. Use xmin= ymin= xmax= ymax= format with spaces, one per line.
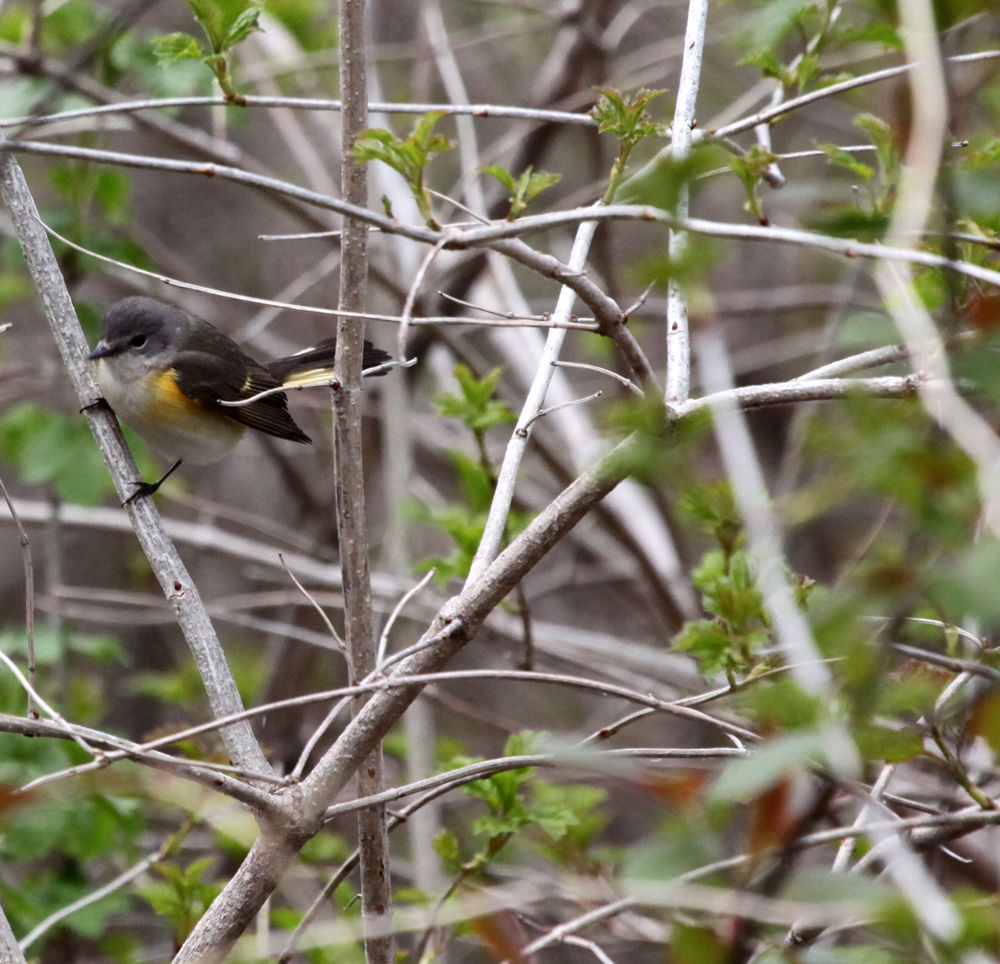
xmin=88 ymin=297 xmax=191 ymax=368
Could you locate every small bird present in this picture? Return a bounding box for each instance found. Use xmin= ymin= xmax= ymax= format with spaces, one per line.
xmin=88 ymin=296 xmax=391 ymax=503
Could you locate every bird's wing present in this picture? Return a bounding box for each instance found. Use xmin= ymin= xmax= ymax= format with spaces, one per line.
xmin=171 ymin=350 xmax=312 ymax=444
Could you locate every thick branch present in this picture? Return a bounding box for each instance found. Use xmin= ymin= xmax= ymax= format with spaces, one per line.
xmin=334 ymin=3 xmax=394 ymax=962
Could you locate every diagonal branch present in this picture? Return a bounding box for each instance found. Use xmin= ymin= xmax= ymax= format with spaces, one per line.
xmin=0 ymin=130 xmax=271 ymax=778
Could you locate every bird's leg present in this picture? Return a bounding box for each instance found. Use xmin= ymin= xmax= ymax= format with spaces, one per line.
xmin=123 ymin=459 xmax=183 ymax=506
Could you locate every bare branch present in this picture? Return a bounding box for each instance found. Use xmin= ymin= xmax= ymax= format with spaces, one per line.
xmin=0 ymin=473 xmax=35 ymax=717
xmin=0 ymin=131 xmax=271 ymax=777
xmin=664 ymin=0 xmax=709 ymax=407
xmin=333 ymin=6 xmax=394 ymax=962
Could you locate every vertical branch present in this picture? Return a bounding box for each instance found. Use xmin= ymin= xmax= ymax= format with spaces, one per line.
xmin=0 ymin=133 xmax=270 ymax=778
xmin=0 ymin=475 xmax=35 ymax=718
xmin=334 ymin=1 xmax=394 ymax=961
xmin=664 ymin=0 xmax=708 ymax=406
xmin=874 ymin=0 xmax=1000 ymax=535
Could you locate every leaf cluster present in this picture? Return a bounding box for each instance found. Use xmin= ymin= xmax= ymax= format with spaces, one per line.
xmin=137 ymin=857 xmax=222 ymax=945
xmin=350 ymin=111 xmax=455 ymax=229
xmin=412 ymin=366 xmax=523 ymax=585
xmin=591 ymin=87 xmax=667 ymax=200
xmin=815 ymin=112 xmax=901 ymax=229
xmin=479 ymin=164 xmax=562 ymax=220
xmin=730 ymin=145 xmax=779 ymax=225
xmin=153 ymin=0 xmax=263 ymax=101
xmin=434 ymin=733 xmax=606 ymax=879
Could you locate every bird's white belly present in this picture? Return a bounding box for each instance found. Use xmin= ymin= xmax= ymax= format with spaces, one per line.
xmin=97 ymin=359 xmax=245 ymax=464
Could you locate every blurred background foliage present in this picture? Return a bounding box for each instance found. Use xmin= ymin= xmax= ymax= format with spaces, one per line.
xmin=1 ymin=0 xmax=1000 ymax=960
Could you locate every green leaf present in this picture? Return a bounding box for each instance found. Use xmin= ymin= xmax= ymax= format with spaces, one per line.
xmin=854 ymin=724 xmax=923 ymax=763
xmin=674 ymin=620 xmax=739 ymax=676
xmin=730 ymin=145 xmax=779 ymax=225
xmin=479 ymin=163 xmax=517 ymax=194
xmin=739 ymin=0 xmax=820 ymax=50
xmin=153 ymin=32 xmax=204 ymax=65
xmin=533 ymin=782 xmax=607 ymax=851
xmin=711 ymin=731 xmax=827 ymax=802
xmin=837 ymin=21 xmax=902 ymax=51
xmin=93 ymin=169 xmax=132 ymax=221
xmin=184 ymin=0 xmax=224 ymax=49
xmin=137 ymin=857 xmax=221 ymax=944
xmin=794 ymin=53 xmax=821 ymax=93
xmin=0 ymin=402 xmax=114 ymax=505
xmin=432 ymin=829 xmax=461 ymax=869
xmin=529 ymin=804 xmax=580 ymax=840
xmin=855 ymin=114 xmax=894 ymax=162
xmin=739 ymin=49 xmax=793 ymax=87
xmin=223 ymin=4 xmax=262 ymax=47
xmin=681 ymin=482 xmax=742 ymax=555
xmin=474 ymin=812 xmax=525 ymax=839
xmin=0 ymin=627 xmax=123 ymax=667
xmin=931 ymin=538 xmax=1000 ymax=624
xmin=965 ymin=138 xmax=1000 ymax=172
xmin=854 ymin=112 xmax=899 ymax=211
xmin=0 ymin=4 xmax=30 ymax=44
xmin=350 ymin=111 xmax=454 ymax=228
xmin=449 ymin=451 xmax=495 ymax=513
xmin=805 ymin=207 xmax=890 ymax=241
xmin=480 ymin=164 xmax=562 ymax=219
xmin=818 ymin=143 xmax=875 ymax=180
xmin=672 ymin=923 xmax=728 ymax=964
xmin=433 ymin=365 xmax=516 ymax=433
xmin=744 ymin=679 xmax=821 ymax=731
xmin=40 ymin=0 xmax=102 ymax=49
xmin=591 ymin=87 xmax=665 ymax=146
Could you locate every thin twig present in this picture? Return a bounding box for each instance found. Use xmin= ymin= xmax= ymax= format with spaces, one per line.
xmin=324 ymin=746 xmax=747 ymax=819
xmin=278 ymin=553 xmax=347 ymax=660
xmin=0 ymin=94 xmax=599 ymax=132
xmin=0 ymin=648 xmax=99 ymax=759
xmin=518 ymin=391 xmax=603 ymax=435
xmin=376 ymin=569 xmax=437 ymax=668
xmin=796 ymin=344 xmax=907 ymax=381
xmin=552 ymin=360 xmax=643 ymax=396
xmin=701 ymin=49 xmax=1000 ymax=144
xmin=19 ymin=844 xmax=166 ymax=950
xmin=0 ymin=474 xmax=35 ymax=717
xmin=398 ymin=238 xmax=447 ymax=360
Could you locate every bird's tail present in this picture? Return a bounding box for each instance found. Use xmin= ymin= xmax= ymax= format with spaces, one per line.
xmin=267 ymin=338 xmax=392 ymax=388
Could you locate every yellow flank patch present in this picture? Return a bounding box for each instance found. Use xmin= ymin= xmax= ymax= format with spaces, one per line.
xmin=149 ymin=368 xmax=207 ymax=424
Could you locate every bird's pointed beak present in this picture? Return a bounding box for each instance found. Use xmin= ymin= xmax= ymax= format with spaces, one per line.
xmin=87 ymin=341 xmax=114 ymax=360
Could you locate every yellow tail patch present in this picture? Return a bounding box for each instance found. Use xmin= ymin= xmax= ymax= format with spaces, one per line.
xmin=281 ymin=367 xmax=336 ymax=389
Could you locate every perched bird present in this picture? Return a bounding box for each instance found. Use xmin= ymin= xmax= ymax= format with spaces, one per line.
xmin=88 ymin=296 xmax=391 ymax=503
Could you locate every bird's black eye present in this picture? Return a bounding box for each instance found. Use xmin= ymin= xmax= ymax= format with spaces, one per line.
xmin=130 ymin=334 xmax=147 ymax=348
